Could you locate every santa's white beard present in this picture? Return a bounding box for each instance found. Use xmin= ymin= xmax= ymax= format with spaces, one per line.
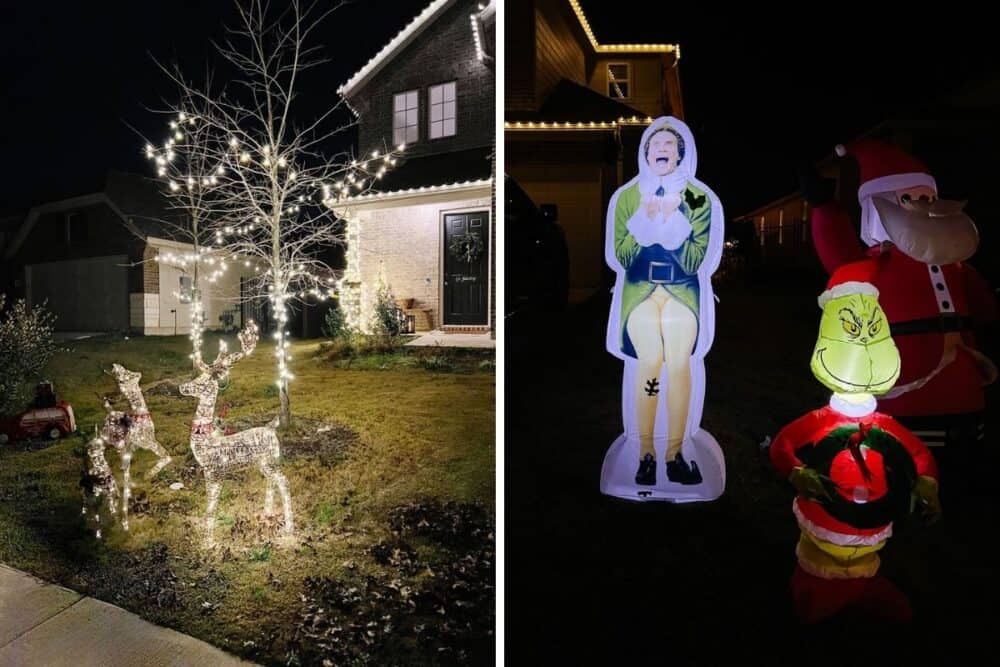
xmin=869 ymin=197 xmax=979 ymax=265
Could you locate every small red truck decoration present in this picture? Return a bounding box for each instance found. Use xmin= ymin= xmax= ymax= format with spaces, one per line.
xmin=0 ymin=381 xmax=76 ymax=444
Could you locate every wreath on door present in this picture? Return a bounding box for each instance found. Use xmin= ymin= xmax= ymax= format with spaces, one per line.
xmin=448 ymin=232 xmax=485 ymax=264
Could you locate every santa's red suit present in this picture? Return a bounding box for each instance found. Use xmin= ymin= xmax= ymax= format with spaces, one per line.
xmin=811 ymin=140 xmax=998 ymax=439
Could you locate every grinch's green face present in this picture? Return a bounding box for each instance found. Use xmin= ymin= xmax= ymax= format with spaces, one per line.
xmin=811 ymin=293 xmax=900 ymax=394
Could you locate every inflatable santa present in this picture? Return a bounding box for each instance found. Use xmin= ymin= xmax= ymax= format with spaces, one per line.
xmin=770 ymin=277 xmax=940 ymax=623
xmin=807 ymin=139 xmax=998 ymax=448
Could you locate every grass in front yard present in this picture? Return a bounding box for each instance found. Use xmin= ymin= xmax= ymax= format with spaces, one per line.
xmin=0 ymin=332 xmax=495 ymax=665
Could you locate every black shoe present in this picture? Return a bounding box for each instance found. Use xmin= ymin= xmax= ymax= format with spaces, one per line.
xmin=635 ymin=453 xmax=656 ymax=486
xmin=666 ymin=452 xmax=703 ymax=485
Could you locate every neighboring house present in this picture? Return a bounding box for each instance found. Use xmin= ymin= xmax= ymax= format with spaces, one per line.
xmin=505 ymin=0 xmax=684 ymax=302
xmin=333 ymin=0 xmax=496 ymax=334
xmin=733 ymin=192 xmax=820 ymax=274
xmin=736 ymin=76 xmax=1000 ymax=283
xmin=0 ymin=171 xmax=244 ymax=335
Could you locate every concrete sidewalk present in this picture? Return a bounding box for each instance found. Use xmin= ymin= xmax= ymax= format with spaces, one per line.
xmin=0 ymin=564 xmax=252 ymax=666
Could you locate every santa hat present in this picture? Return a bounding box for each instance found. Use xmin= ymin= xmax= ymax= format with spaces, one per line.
xmin=835 ymin=139 xmax=937 ymax=246
xmin=818 ymin=263 xmax=879 ymax=308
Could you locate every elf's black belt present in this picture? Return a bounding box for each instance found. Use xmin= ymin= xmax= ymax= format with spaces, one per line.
xmin=628 ymin=248 xmax=693 ymax=286
xmin=890 ymin=315 xmax=973 ymax=336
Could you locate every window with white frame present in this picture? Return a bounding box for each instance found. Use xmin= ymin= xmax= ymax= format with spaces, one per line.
xmin=393 ymin=90 xmax=419 ymax=145
xmin=428 ymin=81 xmax=456 ymax=139
xmin=607 ymin=63 xmax=630 ymax=99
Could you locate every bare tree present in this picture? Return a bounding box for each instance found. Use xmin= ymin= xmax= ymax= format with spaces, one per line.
xmin=146 ymin=0 xmax=403 ymax=424
xmin=141 ymin=90 xmax=233 ymax=367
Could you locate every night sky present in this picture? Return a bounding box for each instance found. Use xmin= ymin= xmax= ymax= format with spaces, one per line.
xmin=1 ymin=0 xmax=430 ymax=212
xmin=5 ymin=3 xmax=1000 ymax=217
xmin=575 ymin=2 xmax=1000 ymax=215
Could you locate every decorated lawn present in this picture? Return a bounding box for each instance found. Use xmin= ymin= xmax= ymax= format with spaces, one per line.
xmin=506 ymin=272 xmax=1000 ymax=664
xmin=0 ymin=333 xmax=495 ymax=665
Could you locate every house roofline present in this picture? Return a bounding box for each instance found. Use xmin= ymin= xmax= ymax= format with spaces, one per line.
xmin=146 ymin=236 xmax=198 ymax=251
xmin=337 ymin=0 xmax=457 ymax=99
xmin=330 ymin=177 xmax=491 ymax=209
xmin=2 ymin=192 xmax=139 ymax=261
xmin=567 ymin=0 xmax=679 ymax=55
xmin=505 ymin=116 xmax=654 ymax=131
xmin=733 ymin=121 xmax=896 ymax=221
xmin=471 ymin=1 xmax=494 ymax=66
xmin=734 ymin=192 xmax=807 ymax=221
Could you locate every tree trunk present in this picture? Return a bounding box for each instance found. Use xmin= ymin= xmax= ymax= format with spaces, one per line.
xmin=279 ymin=379 xmax=290 ymax=426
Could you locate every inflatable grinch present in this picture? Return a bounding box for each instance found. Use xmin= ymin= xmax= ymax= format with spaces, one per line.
xmin=770 ymin=277 xmax=941 ymax=623
xmin=806 ymin=139 xmax=998 ymax=448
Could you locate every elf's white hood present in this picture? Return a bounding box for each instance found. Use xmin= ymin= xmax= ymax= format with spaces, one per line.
xmin=637 ymin=117 xmax=697 ymax=198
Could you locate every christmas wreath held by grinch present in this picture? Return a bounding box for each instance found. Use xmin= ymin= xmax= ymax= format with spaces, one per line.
xmin=770 ymin=275 xmax=941 ymax=624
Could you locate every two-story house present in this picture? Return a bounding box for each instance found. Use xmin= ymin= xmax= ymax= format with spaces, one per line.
xmin=505 ymin=0 xmax=684 ymax=302
xmin=333 ymin=0 xmax=496 ymax=336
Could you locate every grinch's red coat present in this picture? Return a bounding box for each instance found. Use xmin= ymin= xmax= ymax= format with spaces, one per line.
xmin=770 ymin=405 xmax=938 ymax=543
xmin=812 ymin=201 xmax=998 ymax=417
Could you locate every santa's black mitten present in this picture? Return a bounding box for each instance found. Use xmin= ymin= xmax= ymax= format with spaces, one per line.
xmin=796 ymin=164 xmax=836 ymax=207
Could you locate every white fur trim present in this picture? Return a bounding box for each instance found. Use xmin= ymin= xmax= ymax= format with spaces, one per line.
xmin=857 ymin=172 xmax=936 ymax=203
xmin=858 ymin=170 xmax=937 ymax=247
xmin=817 ymin=281 xmax=879 ymax=308
xmin=835 ymin=144 xmax=847 ymax=157
xmin=793 ymin=499 xmax=893 ymax=547
xmin=829 ymin=393 xmax=877 ymax=417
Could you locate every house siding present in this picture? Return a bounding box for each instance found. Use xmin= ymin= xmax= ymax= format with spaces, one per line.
xmin=534 ymin=1 xmax=586 ymax=104
xmin=505 ymin=0 xmax=536 ymax=111
xmin=353 ymin=0 xmax=494 ymax=161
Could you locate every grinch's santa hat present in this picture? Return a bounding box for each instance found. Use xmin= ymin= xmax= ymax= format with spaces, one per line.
xmin=834 ymin=139 xmax=937 ymax=247
xmin=818 ymin=263 xmax=879 ymax=308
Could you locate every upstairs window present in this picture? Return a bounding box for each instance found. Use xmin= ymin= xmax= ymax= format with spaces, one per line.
xmin=428 ymin=81 xmax=456 ymax=139
xmin=66 ymin=212 xmax=88 ymax=244
xmin=393 ymin=90 xmax=419 ymax=145
xmin=607 ymin=63 xmax=630 ymax=100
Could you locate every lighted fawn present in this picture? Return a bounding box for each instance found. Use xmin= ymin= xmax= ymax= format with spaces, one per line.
xmin=178 ymin=322 xmax=293 ymax=545
xmin=84 ymin=364 xmax=172 ymax=533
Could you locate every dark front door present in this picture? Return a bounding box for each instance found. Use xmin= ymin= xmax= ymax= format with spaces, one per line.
xmin=443 ymin=212 xmax=489 ymax=325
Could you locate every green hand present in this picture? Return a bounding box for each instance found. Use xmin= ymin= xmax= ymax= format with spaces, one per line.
xmin=913 ymin=475 xmax=942 ymax=525
xmin=790 ymin=466 xmax=832 ymax=501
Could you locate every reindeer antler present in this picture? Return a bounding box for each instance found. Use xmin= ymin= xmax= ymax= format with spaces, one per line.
xmin=194 ymin=349 xmax=210 ymax=374
xmin=208 ymin=321 xmax=259 ymax=376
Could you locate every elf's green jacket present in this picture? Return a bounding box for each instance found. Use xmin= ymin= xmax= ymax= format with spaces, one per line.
xmin=612 ymin=180 xmax=712 ymax=358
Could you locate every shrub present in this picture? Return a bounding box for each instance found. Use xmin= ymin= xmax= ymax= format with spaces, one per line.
xmin=370 ymin=272 xmax=406 ymax=340
xmin=0 ymin=295 xmax=57 ymax=417
xmin=322 ymin=300 xmax=349 ymax=340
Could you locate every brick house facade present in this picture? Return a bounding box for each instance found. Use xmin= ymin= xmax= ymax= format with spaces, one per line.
xmin=333 ymin=0 xmax=495 ymax=334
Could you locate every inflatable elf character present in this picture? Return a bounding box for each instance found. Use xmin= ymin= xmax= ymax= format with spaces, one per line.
xmin=770 ymin=275 xmax=941 ymax=623
xmin=600 ymin=116 xmax=725 ymax=502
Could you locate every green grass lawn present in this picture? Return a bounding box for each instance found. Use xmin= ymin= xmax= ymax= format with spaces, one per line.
xmin=0 ymin=332 xmax=495 ymax=665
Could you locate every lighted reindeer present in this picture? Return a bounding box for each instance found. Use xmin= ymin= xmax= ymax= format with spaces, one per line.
xmin=82 ymin=426 xmax=119 ymax=538
xmin=178 ymin=322 xmax=293 ymax=546
xmin=83 ymin=363 xmax=172 ymax=533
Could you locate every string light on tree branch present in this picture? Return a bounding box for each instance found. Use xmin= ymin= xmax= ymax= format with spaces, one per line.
xmin=143 ymin=0 xmax=406 ymax=426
